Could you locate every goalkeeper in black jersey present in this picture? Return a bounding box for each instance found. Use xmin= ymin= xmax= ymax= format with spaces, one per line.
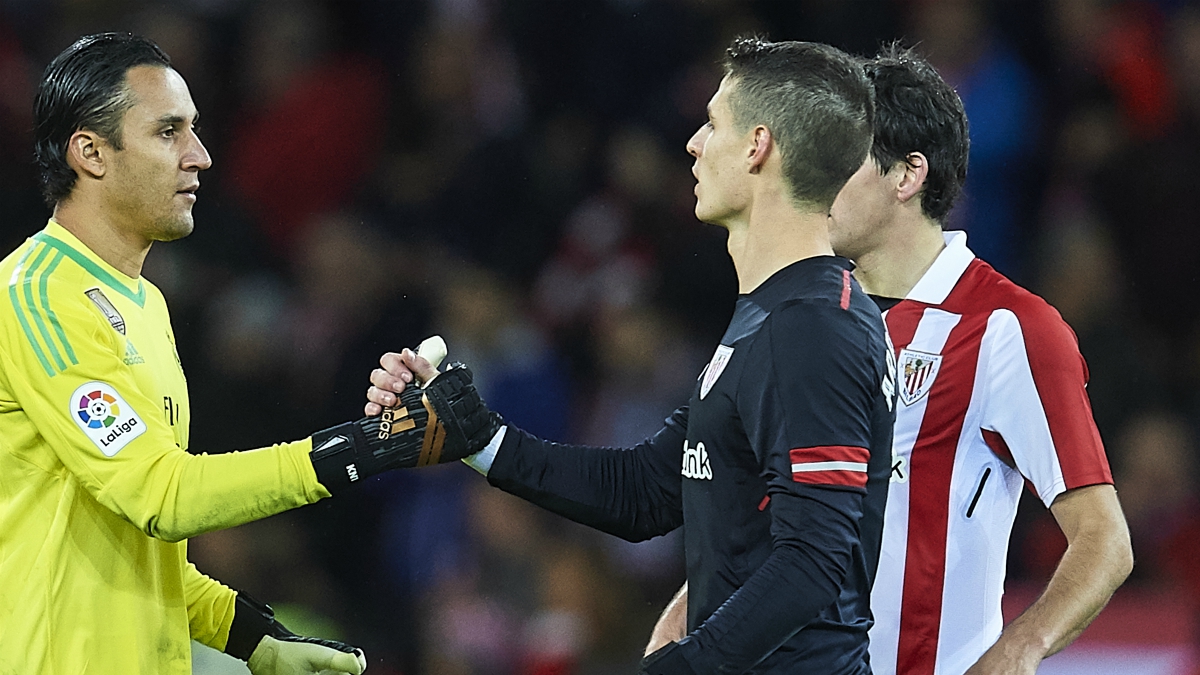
xmin=367 ymin=38 xmax=896 ymax=675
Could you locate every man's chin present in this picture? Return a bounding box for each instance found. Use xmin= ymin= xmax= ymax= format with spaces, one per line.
xmin=693 ymin=204 xmax=726 ymax=228
xmin=153 ymin=216 xmax=195 ymax=242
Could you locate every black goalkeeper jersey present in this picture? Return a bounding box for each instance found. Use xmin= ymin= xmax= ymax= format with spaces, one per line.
xmin=488 ymin=256 xmax=895 ymax=674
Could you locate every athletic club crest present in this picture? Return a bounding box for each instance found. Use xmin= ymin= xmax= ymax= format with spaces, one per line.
xmin=699 ymin=345 xmax=734 ymax=399
xmin=898 ymin=348 xmax=943 ymax=406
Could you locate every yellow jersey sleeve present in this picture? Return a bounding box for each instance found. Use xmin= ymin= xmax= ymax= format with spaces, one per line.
xmin=182 ymin=560 xmax=238 ymax=650
xmin=1 ymin=238 xmax=330 ymax=543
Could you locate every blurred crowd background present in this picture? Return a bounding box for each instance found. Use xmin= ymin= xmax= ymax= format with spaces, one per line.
xmin=1 ymin=0 xmax=1198 ymax=672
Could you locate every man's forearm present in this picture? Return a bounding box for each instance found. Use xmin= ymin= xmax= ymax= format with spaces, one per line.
xmin=1008 ymin=538 xmax=1125 ymax=654
xmin=652 ymin=489 xmax=859 ymax=675
xmin=121 ymin=440 xmax=328 ymax=542
xmin=652 ymin=540 xmax=849 ymax=674
xmin=968 ymin=484 xmax=1132 ymax=673
xmin=182 ymin=562 xmax=237 ymax=651
xmin=486 ymin=417 xmax=687 ymax=542
xmin=646 ymin=582 xmax=688 ymax=656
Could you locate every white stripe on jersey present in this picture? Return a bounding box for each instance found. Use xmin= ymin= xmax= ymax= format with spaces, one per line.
xmin=933 ymin=310 xmax=1014 ymax=674
xmin=791 ymin=461 xmax=868 ymax=473
xmin=870 ymin=307 xmax=961 ymax=675
xmin=979 ymin=309 xmax=1069 ymax=507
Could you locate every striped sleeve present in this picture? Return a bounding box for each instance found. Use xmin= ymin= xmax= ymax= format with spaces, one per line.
xmin=8 ymin=241 xmax=80 ymax=377
xmin=980 ymin=303 xmax=1112 ymax=507
xmin=790 ymin=445 xmax=870 ymax=489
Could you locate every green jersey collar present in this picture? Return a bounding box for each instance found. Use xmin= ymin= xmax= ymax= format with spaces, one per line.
xmin=35 ymin=221 xmax=146 ymax=308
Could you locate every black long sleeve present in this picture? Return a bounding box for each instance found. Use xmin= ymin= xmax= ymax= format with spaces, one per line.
xmin=679 ymin=487 xmax=864 ymax=673
xmin=485 ymin=407 xmax=688 ymax=542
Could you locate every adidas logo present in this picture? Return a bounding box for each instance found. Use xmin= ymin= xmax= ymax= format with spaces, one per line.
xmin=123 ymin=340 xmax=145 ymax=366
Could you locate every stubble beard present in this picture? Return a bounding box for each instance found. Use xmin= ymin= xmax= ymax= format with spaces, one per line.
xmin=153 ymin=210 xmax=195 ymax=242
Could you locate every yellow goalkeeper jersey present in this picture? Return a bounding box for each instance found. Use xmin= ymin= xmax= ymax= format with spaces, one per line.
xmin=0 ymin=220 xmax=330 ymax=674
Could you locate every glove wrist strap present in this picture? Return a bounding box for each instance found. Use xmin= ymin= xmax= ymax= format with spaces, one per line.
xmin=226 ymin=591 xmax=286 ymax=661
xmin=309 ymin=422 xmax=368 ymax=494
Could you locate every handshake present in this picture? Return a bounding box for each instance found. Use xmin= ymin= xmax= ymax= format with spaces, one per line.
xmin=308 ymin=337 xmax=502 ymax=493
xmin=234 ymin=338 xmax=496 ymax=675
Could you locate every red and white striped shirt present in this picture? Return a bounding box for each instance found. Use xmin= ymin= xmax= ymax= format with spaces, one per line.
xmin=868 ymin=232 xmax=1113 ymax=675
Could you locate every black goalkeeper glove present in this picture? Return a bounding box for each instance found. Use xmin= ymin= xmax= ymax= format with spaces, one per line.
xmin=225 ymin=591 xmax=366 ymax=675
xmin=309 ymin=362 xmax=502 ymax=493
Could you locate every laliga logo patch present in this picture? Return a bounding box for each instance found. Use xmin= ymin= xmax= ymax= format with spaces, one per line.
xmin=70 ymin=382 xmax=146 ymax=456
xmin=699 ymin=345 xmax=734 ymax=400
xmin=77 ymin=390 xmax=120 ymax=428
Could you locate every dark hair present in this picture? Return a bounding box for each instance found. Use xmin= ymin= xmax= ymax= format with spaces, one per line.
xmin=864 ymin=43 xmax=969 ymax=223
xmin=33 ymin=33 xmax=171 ymax=206
xmin=722 ymin=36 xmax=874 ymax=208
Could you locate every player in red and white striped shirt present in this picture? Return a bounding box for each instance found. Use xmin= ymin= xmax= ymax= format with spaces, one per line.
xmin=827 ymin=45 xmax=1132 ymax=675
xmin=645 ymin=44 xmax=1133 ymax=675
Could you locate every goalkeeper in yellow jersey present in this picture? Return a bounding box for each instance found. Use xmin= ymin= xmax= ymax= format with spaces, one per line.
xmin=1 ymin=33 xmax=500 ymax=675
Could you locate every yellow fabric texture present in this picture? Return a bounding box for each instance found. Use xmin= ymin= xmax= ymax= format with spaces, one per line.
xmin=0 ymin=221 xmax=330 ymax=674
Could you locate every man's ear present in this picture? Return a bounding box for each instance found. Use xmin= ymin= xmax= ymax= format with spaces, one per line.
xmin=896 ymin=152 xmax=929 ymax=204
xmin=748 ymin=125 xmax=771 ymax=174
xmin=66 ymin=130 xmax=107 ymax=180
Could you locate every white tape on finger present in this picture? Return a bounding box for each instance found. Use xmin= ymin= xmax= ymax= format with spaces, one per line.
xmin=416 ymin=335 xmax=447 ymax=386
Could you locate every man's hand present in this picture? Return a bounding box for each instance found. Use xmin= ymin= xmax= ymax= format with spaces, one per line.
xmin=365 ymin=348 xmax=439 ymax=415
xmin=226 ymin=592 xmax=366 ymax=675
xmin=310 ymin=362 xmax=502 ymax=492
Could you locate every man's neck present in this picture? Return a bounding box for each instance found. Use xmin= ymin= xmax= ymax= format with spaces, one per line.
xmin=52 ymin=198 xmax=150 ymax=279
xmin=852 ymin=213 xmax=946 ymax=299
xmin=725 ymin=196 xmax=834 ymax=294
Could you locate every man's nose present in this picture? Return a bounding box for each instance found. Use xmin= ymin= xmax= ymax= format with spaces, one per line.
xmin=686 ymin=128 xmax=703 ymax=158
xmin=184 ymin=132 xmax=212 ymax=171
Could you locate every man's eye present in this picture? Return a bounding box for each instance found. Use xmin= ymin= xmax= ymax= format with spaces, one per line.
xmin=704 ymin=121 xmax=714 ymax=130
xmin=161 ymin=128 xmax=176 ymax=138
